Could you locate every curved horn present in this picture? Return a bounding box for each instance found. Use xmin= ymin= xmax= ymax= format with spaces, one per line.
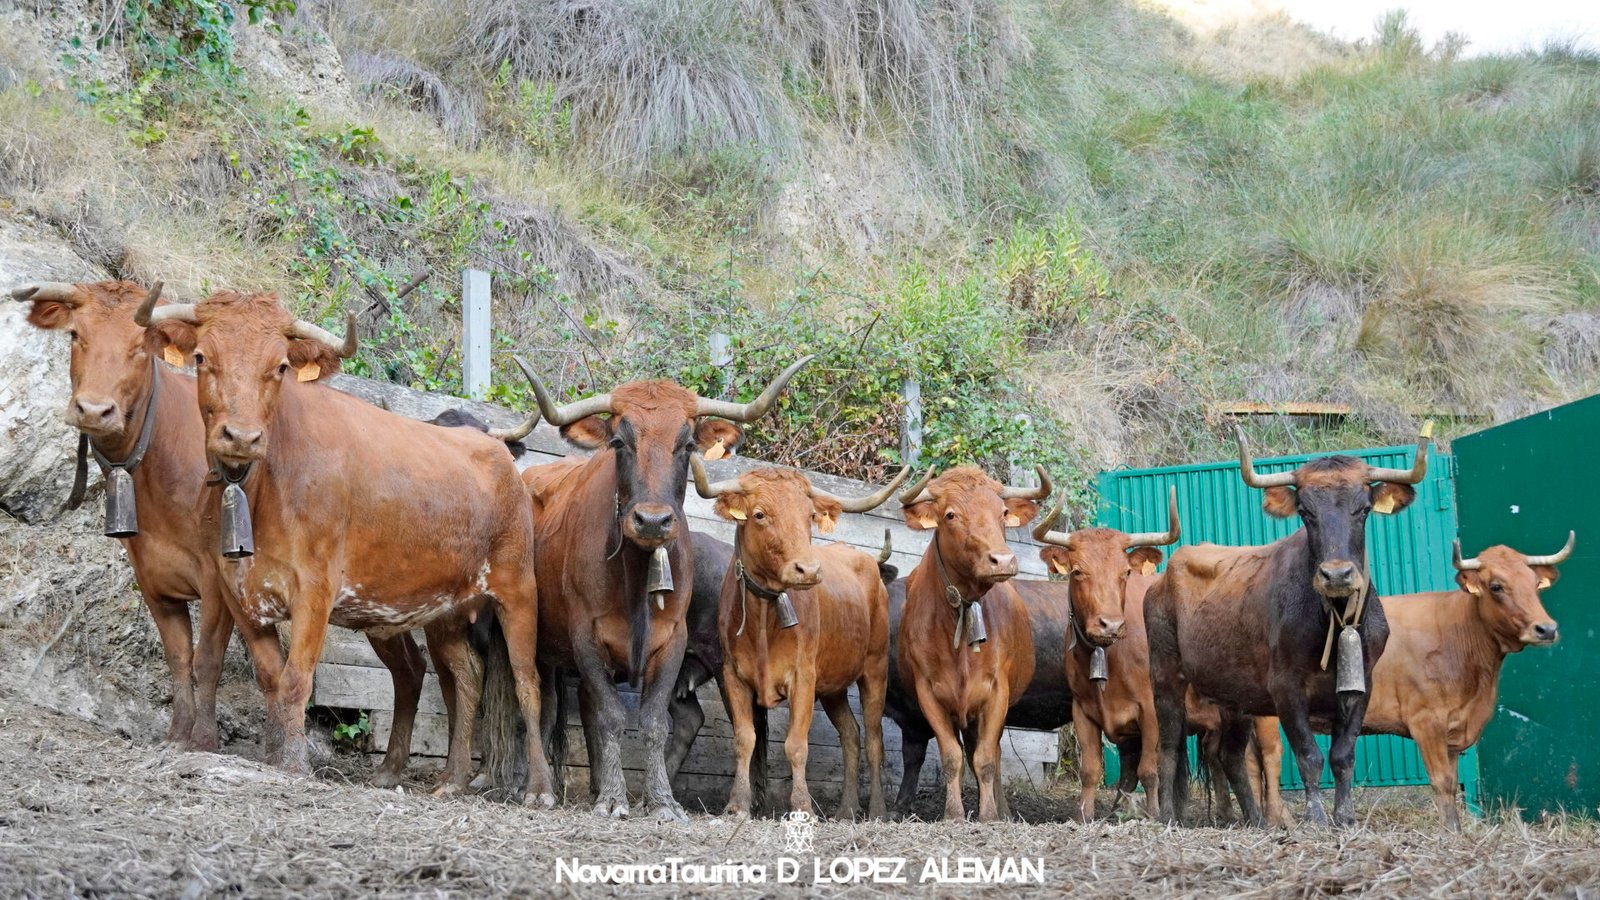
xmin=511 ymin=355 xmax=612 ymax=426
xmin=486 ymin=412 xmax=539 ymax=442
xmin=1452 ymin=540 xmax=1482 ymax=572
xmin=1235 ymin=425 xmax=1297 ymax=489
xmin=141 ymin=302 xmax=199 ymax=329
xmin=688 ymin=453 xmax=743 ymax=499
xmin=877 ymin=529 xmax=893 ymax=563
xmin=899 ymin=468 xmax=935 ymax=506
xmin=288 ymin=311 xmax=358 ymax=358
xmin=1367 ymin=421 xmax=1433 ymax=485
xmin=1000 ymin=464 xmax=1053 ymax=500
xmin=10 ymin=282 xmax=83 ymax=306
xmin=130 ymin=282 xmax=166 ymax=326
xmin=1524 ymin=531 xmax=1576 ymax=567
xmin=693 ymin=355 xmax=814 ymax=422
xmin=1031 ymin=502 xmax=1072 ymax=547
xmin=1126 ymin=486 xmax=1181 ymax=548
xmin=815 ymin=465 xmax=914 ymax=514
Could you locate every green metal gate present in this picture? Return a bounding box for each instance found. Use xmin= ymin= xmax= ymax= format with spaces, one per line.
xmin=1454 ymin=398 xmax=1598 ymax=820
xmin=1093 ymin=442 xmax=1479 ymax=801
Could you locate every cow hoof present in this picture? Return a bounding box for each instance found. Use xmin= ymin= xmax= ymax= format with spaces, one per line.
xmin=529 ymin=792 xmax=556 ymax=809
xmin=371 ymin=771 xmax=403 ymax=789
xmin=187 ymin=733 xmax=220 ymax=753
xmin=652 ymin=802 xmax=689 ymax=823
xmin=431 ymin=782 xmax=464 ymax=798
xmin=724 ymin=807 xmax=751 ymax=821
xmin=593 ymin=798 xmax=630 ymax=819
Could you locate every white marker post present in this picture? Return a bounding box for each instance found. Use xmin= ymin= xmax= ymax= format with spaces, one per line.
xmin=462 ymin=268 xmax=490 ymax=400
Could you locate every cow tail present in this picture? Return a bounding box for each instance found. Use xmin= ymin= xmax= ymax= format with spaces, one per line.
xmin=1173 ymin=722 xmax=1193 ymax=815
xmin=475 ymin=609 xmax=521 ymax=794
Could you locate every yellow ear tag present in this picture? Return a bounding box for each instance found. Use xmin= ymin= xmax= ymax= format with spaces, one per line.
xmin=1141 ymin=561 xmax=1158 ymax=576
xmin=1539 ymin=576 xmax=1552 ymax=589
xmin=1004 ymin=513 xmax=1022 ymax=527
xmin=162 ymin=345 xmax=184 ymax=368
xmin=1372 ymin=493 xmax=1396 ymax=515
xmin=703 ymin=438 xmax=726 ymax=461
xmin=728 ymin=507 xmax=747 ymax=521
xmin=817 ymin=513 xmax=836 ymax=534
xmin=296 ymin=361 xmax=321 ymax=382
xmin=918 ymin=515 xmax=937 ymax=529
xmin=1050 ymin=560 xmax=1069 ymax=575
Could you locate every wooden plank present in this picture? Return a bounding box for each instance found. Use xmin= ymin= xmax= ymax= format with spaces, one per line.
xmin=312 ymin=662 xmax=449 ymax=717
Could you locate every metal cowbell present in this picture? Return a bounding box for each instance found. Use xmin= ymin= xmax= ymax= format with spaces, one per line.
xmin=646 ymin=546 xmax=674 ymax=605
xmin=1335 ymin=625 xmax=1366 ymax=696
xmin=775 ymin=592 xmax=799 ymax=629
xmin=965 ymin=602 xmax=988 ymax=650
xmin=1089 ymin=646 xmax=1109 ymax=684
xmin=219 ymin=482 xmax=255 ymax=559
xmin=103 ymin=467 xmax=138 ymax=538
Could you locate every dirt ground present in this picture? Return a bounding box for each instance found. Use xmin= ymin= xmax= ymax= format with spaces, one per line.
xmin=2 ymin=694 xmax=1598 ymax=898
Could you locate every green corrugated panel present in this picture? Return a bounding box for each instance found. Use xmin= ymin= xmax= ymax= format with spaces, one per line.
xmin=1455 ymin=397 xmax=1599 ymax=820
xmin=1094 ymin=443 xmax=1479 ymax=798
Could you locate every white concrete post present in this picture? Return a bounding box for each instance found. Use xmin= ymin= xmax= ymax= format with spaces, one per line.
xmin=462 ymin=268 xmax=490 ymax=400
xmin=709 ymin=332 xmax=732 ymax=398
xmin=902 ymin=378 xmax=922 ymax=469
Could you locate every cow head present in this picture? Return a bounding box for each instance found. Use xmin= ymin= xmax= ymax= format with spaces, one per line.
xmin=134 ymin=291 xmax=355 ymax=474
xmin=691 ymin=456 xmax=909 ymax=590
xmin=1237 ymin=425 xmax=1429 ymax=602
xmin=900 ymin=465 xmax=1051 ymax=595
xmin=516 ymin=356 xmax=810 ymax=550
xmin=1034 ymin=486 xmax=1180 ymax=646
xmin=11 ymin=281 xmax=175 ymax=444
xmin=1453 ymin=534 xmax=1571 ymax=649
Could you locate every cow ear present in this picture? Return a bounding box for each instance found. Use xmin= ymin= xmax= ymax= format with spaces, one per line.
xmin=695 ymin=419 xmax=744 ymax=459
xmin=1040 ymin=546 xmax=1071 ymax=576
xmin=286 ymin=339 xmax=342 ymax=381
xmin=146 ymin=320 xmax=197 ymax=362
xmin=1262 ymin=486 xmax=1297 ymax=518
xmin=1532 ymin=565 xmax=1559 ymax=590
xmin=1456 ymin=571 xmax=1482 ymax=595
xmin=903 ymin=500 xmax=938 ymax=531
xmin=1370 ymin=482 xmax=1416 ymax=516
xmin=560 ymin=415 xmax=612 ymax=449
xmin=714 ymin=492 xmax=749 ymax=522
xmin=811 ymin=494 xmax=843 ymax=534
xmin=25 ymin=299 xmax=74 ymax=330
xmin=1003 ymin=497 xmax=1039 ymax=528
xmin=1127 ymin=546 xmax=1164 ymax=575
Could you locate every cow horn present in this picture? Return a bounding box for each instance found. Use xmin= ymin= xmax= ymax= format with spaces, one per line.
xmin=814 ymin=465 xmax=914 ymax=514
xmin=899 ymin=468 xmax=935 ymax=506
xmin=693 ymin=355 xmax=814 ymax=422
xmin=130 ymin=282 xmax=172 ymax=326
xmin=1126 ymin=486 xmax=1182 ymax=548
xmin=287 ymin=312 xmax=358 ymax=358
xmin=486 ymin=413 xmax=538 ymax=442
xmin=1524 ymin=531 xmax=1576 ymax=567
xmin=10 ymin=282 xmax=83 ymax=305
xmin=1367 ymin=421 xmax=1432 ymax=485
xmin=688 ymin=453 xmax=743 ymax=499
xmin=877 ymin=529 xmax=893 ymax=563
xmin=1452 ymin=540 xmax=1482 ymax=571
xmin=1235 ymin=425 xmax=1297 ymax=489
xmin=1031 ymin=502 xmax=1072 ymax=546
xmin=1000 ymin=464 xmax=1053 ymax=500
xmin=512 ymin=355 xmax=612 ymax=426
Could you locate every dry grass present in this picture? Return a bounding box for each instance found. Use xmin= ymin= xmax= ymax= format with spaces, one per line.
xmin=1 ymin=694 xmax=1597 ymax=897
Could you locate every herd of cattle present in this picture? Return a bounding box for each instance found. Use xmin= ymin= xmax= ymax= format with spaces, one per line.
xmin=12 ymin=279 xmax=1575 ymax=832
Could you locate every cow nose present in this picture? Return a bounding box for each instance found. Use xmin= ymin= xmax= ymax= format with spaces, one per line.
xmin=1097 ymin=617 xmax=1125 ymax=637
xmin=1532 ymin=622 xmax=1558 ymax=643
xmin=74 ymin=398 xmax=118 ymax=426
xmin=789 ymin=559 xmax=821 ymax=584
xmin=631 ymin=507 xmax=674 ymax=535
xmin=1319 ymin=561 xmax=1356 ymax=585
xmin=988 ymin=550 xmax=1017 ymax=572
xmin=221 ymin=424 xmax=262 ymax=449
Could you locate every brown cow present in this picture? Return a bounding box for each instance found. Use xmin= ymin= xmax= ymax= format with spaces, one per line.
xmin=1028 ymin=487 xmax=1180 ymax=820
xmin=481 ymin=357 xmax=809 ymax=821
xmin=690 ymin=456 xmax=908 ymax=820
xmin=1274 ymin=535 xmax=1574 ymax=829
xmin=897 ymin=465 xmax=1051 ymax=821
xmin=135 ymin=291 xmax=548 ymax=799
xmin=1146 ymin=428 xmax=1430 ymax=826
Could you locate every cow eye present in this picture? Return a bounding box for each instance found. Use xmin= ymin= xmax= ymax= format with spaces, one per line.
xmin=277 ymin=362 xmax=290 ymax=377
xmin=67 ymin=330 xmax=78 ymax=341
xmin=192 ymin=351 xmax=206 ymax=366
xmin=1490 ymin=582 xmax=1505 ymax=594
xmin=753 ymin=510 xmax=766 ymax=521
xmin=945 ymin=510 xmax=956 ymax=521
xmin=608 ymin=436 xmax=625 ymax=451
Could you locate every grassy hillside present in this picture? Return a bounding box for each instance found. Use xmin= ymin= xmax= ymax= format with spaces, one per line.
xmin=2 ymin=0 xmax=1596 ymax=505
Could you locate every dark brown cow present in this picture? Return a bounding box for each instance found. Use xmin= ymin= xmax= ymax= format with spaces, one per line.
xmin=482 ymin=357 xmax=809 ymax=821
xmin=1286 ymin=535 xmax=1573 ymax=829
xmin=1029 ymin=488 xmax=1180 ymax=820
xmin=897 ymin=465 xmax=1051 ymax=821
xmin=691 ymin=456 xmax=907 ymax=819
xmin=136 ymin=291 xmax=547 ymax=799
xmin=1146 ymin=428 xmax=1430 ymax=826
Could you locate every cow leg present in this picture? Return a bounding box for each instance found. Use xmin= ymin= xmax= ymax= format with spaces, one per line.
xmin=1073 ymin=702 xmax=1103 ymax=822
xmin=1216 ymin=711 xmax=1265 ymax=827
xmin=233 ymin=614 xmax=288 ymax=760
xmin=426 ymin=623 xmax=484 ymax=796
xmin=666 ymin=681 xmax=705 ymax=790
xmin=858 ymin=659 xmax=888 ymax=820
xmin=367 ymin=632 xmax=426 ymax=788
xmin=1411 ymin=717 xmax=1462 ymax=830
xmin=752 ymin=703 xmax=771 ymax=815
xmin=543 ymin=668 xmax=569 ymax=802
xmin=1147 ymin=600 xmax=1189 ymax=825
xmin=895 ymin=727 xmax=932 ymax=818
xmin=785 ymin=675 xmax=819 ymax=818
xmin=576 ymin=652 xmax=630 ymax=818
xmin=189 ymin=592 xmax=233 ymax=752
xmin=493 ymin=596 xmax=556 ymax=809
xmin=972 ymin=699 xmax=1010 ymax=823
xmin=1208 ymin=731 xmax=1235 ymax=823
xmin=1110 ymin=741 xmax=1139 ymax=813
xmin=914 ymin=689 xmax=967 ymax=821
xmin=639 ymin=630 xmax=689 ymax=823
xmin=578 ymin=682 xmax=602 ymax=802
xmin=1329 ymin=688 xmax=1367 ymax=827
xmin=143 ymin=593 xmax=198 ymax=748
xmin=1271 ymin=677 xmax=1329 ymax=826
xmin=1254 ymin=717 xmax=1289 ymax=827
xmin=1137 ymin=706 xmax=1162 ymax=819
xmin=275 ymin=604 xmax=333 ymax=776
xmin=821 ymin=692 xmax=860 ymax=820
xmin=723 ymin=668 xmax=759 ymax=819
